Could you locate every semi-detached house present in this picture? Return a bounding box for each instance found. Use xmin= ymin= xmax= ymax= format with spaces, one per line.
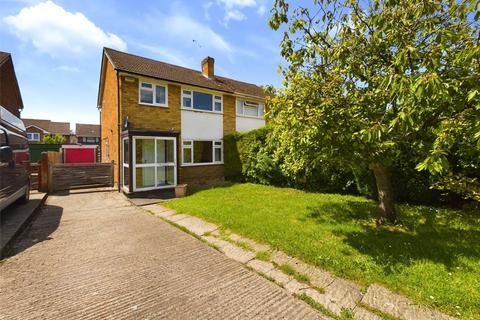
xmin=97 ymin=48 xmax=266 ymax=193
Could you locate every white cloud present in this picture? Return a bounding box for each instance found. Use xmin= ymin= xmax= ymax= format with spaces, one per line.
xmin=218 ymin=0 xmax=257 ymax=9
xmin=203 ymin=1 xmax=214 ymax=20
xmin=55 ymin=65 xmax=80 ymax=72
xmin=165 ymin=14 xmax=232 ymax=53
xmin=133 ymin=42 xmax=192 ymax=68
xmin=3 ymin=1 xmax=126 ymax=57
xmin=257 ymin=5 xmax=267 ymax=15
xmin=224 ymin=9 xmax=247 ymax=24
xmin=216 ymin=0 xmax=264 ymax=26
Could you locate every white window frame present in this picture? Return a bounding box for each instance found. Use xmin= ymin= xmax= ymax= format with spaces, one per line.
xmin=236 ymin=98 xmax=264 ymax=118
xmin=182 ymin=139 xmax=223 ymax=166
xmin=122 ymin=137 xmax=129 ymax=192
xmin=132 ymin=136 xmax=177 ymax=192
xmin=139 ymin=81 xmax=168 ymax=107
xmin=27 ymin=132 xmax=40 ymax=141
xmin=181 ymin=87 xmax=223 ymax=114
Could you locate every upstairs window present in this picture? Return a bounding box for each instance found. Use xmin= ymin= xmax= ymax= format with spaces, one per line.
xmin=182 ymin=90 xmax=222 ymax=112
xmin=236 ymin=99 xmax=264 ymax=118
xmin=27 ymin=132 xmax=40 ymax=141
xmin=139 ymin=81 xmax=167 ymax=106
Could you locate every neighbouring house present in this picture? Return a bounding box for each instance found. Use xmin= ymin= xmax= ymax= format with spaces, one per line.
xmin=22 ymin=118 xmax=73 ymax=144
xmin=98 ymin=48 xmax=266 ymax=193
xmin=76 ymin=123 xmax=100 ymax=145
xmin=0 ymin=51 xmax=23 ymax=117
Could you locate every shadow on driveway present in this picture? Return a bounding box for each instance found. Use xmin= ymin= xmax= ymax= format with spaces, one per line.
xmin=5 ymin=204 xmax=63 ymax=258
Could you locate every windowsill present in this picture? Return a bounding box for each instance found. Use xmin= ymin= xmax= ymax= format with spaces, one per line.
xmin=181 ymin=162 xmax=224 ymax=167
xmin=138 ymin=102 xmax=169 ymax=108
xmin=236 ymin=114 xmax=265 ymax=120
xmin=133 ymin=185 xmax=176 ymax=192
xmin=181 ymin=107 xmax=223 ymax=115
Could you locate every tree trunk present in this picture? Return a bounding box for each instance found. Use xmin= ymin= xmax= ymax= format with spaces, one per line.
xmin=372 ymin=163 xmax=397 ymax=226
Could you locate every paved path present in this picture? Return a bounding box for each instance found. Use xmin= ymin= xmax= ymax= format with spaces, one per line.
xmin=0 ymin=191 xmax=321 ymax=320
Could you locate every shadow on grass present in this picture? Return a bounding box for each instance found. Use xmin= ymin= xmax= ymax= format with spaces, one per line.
xmin=305 ymin=199 xmax=480 ymax=272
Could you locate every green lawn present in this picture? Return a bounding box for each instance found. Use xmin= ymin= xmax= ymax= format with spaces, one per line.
xmin=164 ymin=183 xmax=480 ymax=319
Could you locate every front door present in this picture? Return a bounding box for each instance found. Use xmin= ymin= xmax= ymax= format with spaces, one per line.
xmin=133 ymin=136 xmax=176 ymax=192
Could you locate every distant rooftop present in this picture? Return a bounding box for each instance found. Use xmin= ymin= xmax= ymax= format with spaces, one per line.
xmin=22 ymin=118 xmax=71 ymax=135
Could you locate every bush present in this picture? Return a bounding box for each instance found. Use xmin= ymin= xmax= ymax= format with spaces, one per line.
xmin=224 ymin=127 xmax=354 ymax=192
xmin=224 ymin=127 xmax=283 ymax=185
xmin=224 ymin=127 xmax=460 ymax=206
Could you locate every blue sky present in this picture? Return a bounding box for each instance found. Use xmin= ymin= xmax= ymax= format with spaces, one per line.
xmin=0 ymin=0 xmax=285 ymax=129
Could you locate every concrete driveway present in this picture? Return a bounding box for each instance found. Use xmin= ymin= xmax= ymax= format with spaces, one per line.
xmin=0 ymin=191 xmax=321 ymax=319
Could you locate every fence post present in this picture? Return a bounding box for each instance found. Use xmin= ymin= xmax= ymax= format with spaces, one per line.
xmin=38 ymin=152 xmax=48 ymax=192
xmin=47 ymin=161 xmax=53 ymax=194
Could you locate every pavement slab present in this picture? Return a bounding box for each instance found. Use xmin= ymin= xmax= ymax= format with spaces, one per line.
xmin=164 ymin=213 xmax=190 ymax=222
xmin=303 ymin=288 xmax=344 ymax=316
xmin=352 ymin=307 xmax=384 ymax=320
xmin=285 ymin=279 xmax=310 ymax=295
xmin=361 ymin=284 xmax=455 ymax=320
xmin=142 ymin=204 xmax=177 ymax=218
xmin=0 ymin=191 xmax=325 ymax=320
xmin=266 ymin=268 xmax=293 ymax=286
xmin=287 ymin=257 xmax=335 ymax=289
xmin=246 ymin=259 xmax=276 ymax=274
xmin=172 ymin=216 xmax=218 ymax=236
xmin=271 ymin=250 xmax=294 ymax=266
xmin=229 ymin=233 xmax=271 ymax=252
xmin=323 ymin=278 xmax=363 ymax=310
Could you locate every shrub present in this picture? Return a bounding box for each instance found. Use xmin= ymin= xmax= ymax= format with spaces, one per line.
xmin=224 ymin=127 xmax=463 ymax=206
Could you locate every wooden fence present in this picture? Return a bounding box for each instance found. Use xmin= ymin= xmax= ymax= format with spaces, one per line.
xmin=48 ymin=163 xmax=114 ymax=192
xmin=28 ymin=163 xmax=39 ymax=190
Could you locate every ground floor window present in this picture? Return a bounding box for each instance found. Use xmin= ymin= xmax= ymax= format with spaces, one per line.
xmin=133 ymin=136 xmax=176 ymax=191
xmin=122 ymin=137 xmax=129 ymax=190
xmin=182 ymin=140 xmax=223 ymax=165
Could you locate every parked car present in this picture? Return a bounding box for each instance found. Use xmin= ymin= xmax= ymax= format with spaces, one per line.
xmin=0 ymin=105 xmax=30 ymax=212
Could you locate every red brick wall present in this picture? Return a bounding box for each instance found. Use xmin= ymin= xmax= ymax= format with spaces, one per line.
xmin=0 ymin=57 xmax=22 ymax=117
xmin=100 ymin=59 xmax=120 ymax=184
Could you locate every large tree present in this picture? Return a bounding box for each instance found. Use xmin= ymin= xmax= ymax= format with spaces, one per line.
xmin=268 ymin=0 xmax=480 ymax=224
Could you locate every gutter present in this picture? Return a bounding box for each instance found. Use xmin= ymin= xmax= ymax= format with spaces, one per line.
xmin=116 ymin=70 xmax=121 ymax=193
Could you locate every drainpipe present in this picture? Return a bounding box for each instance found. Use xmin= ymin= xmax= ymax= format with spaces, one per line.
xmin=116 ymin=71 xmax=121 ymax=193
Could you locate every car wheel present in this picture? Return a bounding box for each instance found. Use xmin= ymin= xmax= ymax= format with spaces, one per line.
xmin=19 ymin=183 xmax=30 ymax=204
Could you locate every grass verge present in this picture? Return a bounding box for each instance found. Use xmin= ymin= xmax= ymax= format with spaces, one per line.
xmin=164 ymin=183 xmax=480 ymax=319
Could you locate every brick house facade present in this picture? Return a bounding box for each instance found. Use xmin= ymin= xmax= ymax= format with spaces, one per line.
xmin=98 ymin=48 xmax=266 ymax=193
xmin=22 ymin=119 xmax=72 ymax=144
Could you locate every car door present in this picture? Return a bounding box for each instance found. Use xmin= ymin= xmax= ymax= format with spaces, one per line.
xmin=9 ymin=128 xmax=29 ymax=195
xmin=0 ymin=127 xmax=14 ymax=207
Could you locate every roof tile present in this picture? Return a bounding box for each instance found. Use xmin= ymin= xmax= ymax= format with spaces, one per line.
xmin=104 ymin=48 xmax=265 ymax=99
xmin=22 ymin=118 xmax=71 ymax=135
xmin=76 ymin=123 xmax=100 ymax=137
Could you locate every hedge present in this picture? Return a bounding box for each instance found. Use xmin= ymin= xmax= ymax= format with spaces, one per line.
xmin=224 ymin=127 xmax=455 ymax=206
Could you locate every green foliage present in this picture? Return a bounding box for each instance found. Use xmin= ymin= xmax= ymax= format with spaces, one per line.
xmin=225 ymin=127 xmax=446 ymax=204
xmin=41 ymin=134 xmax=66 ymax=145
xmin=165 ymin=183 xmax=480 ymax=319
xmin=224 ymin=127 xmax=284 ymax=185
xmin=268 ymin=0 xmax=480 ymax=202
xmin=224 ymin=127 xmax=356 ymax=192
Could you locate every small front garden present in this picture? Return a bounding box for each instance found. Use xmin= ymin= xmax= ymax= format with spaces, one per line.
xmin=164 ymin=183 xmax=480 ymax=319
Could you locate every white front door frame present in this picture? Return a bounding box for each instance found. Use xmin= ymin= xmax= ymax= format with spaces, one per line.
xmin=132 ymin=135 xmax=177 ymax=192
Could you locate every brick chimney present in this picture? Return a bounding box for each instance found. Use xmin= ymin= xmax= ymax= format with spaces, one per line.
xmin=201 ymin=56 xmax=214 ymax=78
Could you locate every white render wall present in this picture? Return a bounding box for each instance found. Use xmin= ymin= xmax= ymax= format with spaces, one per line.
xmin=181 ymin=110 xmax=223 ymax=140
xmin=236 ymin=116 xmax=266 ymax=133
